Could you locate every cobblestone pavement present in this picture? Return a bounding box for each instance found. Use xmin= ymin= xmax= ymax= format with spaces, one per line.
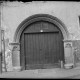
xmin=0 ymin=68 xmax=80 ymax=78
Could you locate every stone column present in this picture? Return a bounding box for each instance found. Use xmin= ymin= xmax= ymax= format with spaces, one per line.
xmin=9 ymin=43 xmax=21 ymax=71
xmin=64 ymin=40 xmax=74 ymax=65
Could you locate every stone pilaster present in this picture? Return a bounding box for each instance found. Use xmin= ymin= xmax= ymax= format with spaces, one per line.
xmin=9 ymin=42 xmax=21 ymax=71
xmin=72 ymin=40 xmax=80 ymax=67
xmin=63 ymin=40 xmax=74 ymax=65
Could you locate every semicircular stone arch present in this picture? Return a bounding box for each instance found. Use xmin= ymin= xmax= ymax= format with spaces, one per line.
xmin=14 ymin=14 xmax=69 ymax=43
xmin=12 ymin=14 xmax=70 ymax=70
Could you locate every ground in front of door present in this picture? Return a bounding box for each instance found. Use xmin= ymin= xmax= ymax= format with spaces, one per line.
xmin=0 ymin=67 xmax=80 ymax=78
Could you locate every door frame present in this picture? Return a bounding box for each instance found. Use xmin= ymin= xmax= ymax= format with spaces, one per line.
xmin=13 ymin=14 xmax=69 ymax=70
xmin=20 ymin=19 xmax=64 ymax=70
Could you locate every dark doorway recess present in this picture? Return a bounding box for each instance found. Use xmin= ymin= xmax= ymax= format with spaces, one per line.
xmin=20 ymin=20 xmax=64 ymax=70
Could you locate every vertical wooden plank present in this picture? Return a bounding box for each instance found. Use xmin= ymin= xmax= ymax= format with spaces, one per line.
xmin=38 ymin=34 xmax=41 ymax=64
xmin=25 ymin=34 xmax=29 ymax=66
xmin=46 ymin=33 xmax=50 ymax=63
xmin=43 ymin=33 xmax=46 ymax=64
xmin=20 ymin=34 xmax=24 ymax=70
xmin=36 ymin=34 xmax=38 ymax=64
xmin=56 ymin=33 xmax=59 ymax=62
xmin=47 ymin=33 xmax=50 ymax=63
xmin=55 ymin=33 xmax=58 ymax=63
xmin=32 ymin=34 xmax=35 ymax=65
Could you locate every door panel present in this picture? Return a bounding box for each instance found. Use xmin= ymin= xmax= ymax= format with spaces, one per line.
xmin=24 ymin=32 xmax=61 ymax=69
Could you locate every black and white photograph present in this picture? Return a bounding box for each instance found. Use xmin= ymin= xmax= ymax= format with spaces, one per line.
xmin=0 ymin=0 xmax=80 ymax=79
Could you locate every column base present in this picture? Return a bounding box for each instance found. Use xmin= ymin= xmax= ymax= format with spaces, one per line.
xmin=13 ymin=66 xmax=21 ymax=71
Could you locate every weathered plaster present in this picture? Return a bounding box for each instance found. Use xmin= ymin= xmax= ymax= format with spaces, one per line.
xmin=1 ymin=1 xmax=80 ymax=71
xmin=1 ymin=2 xmax=80 ymax=42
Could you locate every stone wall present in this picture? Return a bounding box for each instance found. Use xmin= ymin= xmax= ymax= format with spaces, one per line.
xmin=1 ymin=1 xmax=80 ymax=42
xmin=72 ymin=40 xmax=80 ymax=63
xmin=1 ymin=1 xmax=80 ymax=71
xmin=0 ymin=4 xmax=1 ymax=53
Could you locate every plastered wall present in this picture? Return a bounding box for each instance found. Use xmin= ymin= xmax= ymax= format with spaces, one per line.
xmin=1 ymin=1 xmax=80 ymax=71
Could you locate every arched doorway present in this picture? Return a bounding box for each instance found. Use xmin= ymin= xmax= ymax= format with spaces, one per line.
xmin=14 ymin=14 xmax=69 ymax=70
xmin=20 ymin=21 xmax=64 ymax=70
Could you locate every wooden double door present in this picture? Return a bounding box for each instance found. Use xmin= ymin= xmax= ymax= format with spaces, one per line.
xmin=20 ymin=21 xmax=64 ymax=70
